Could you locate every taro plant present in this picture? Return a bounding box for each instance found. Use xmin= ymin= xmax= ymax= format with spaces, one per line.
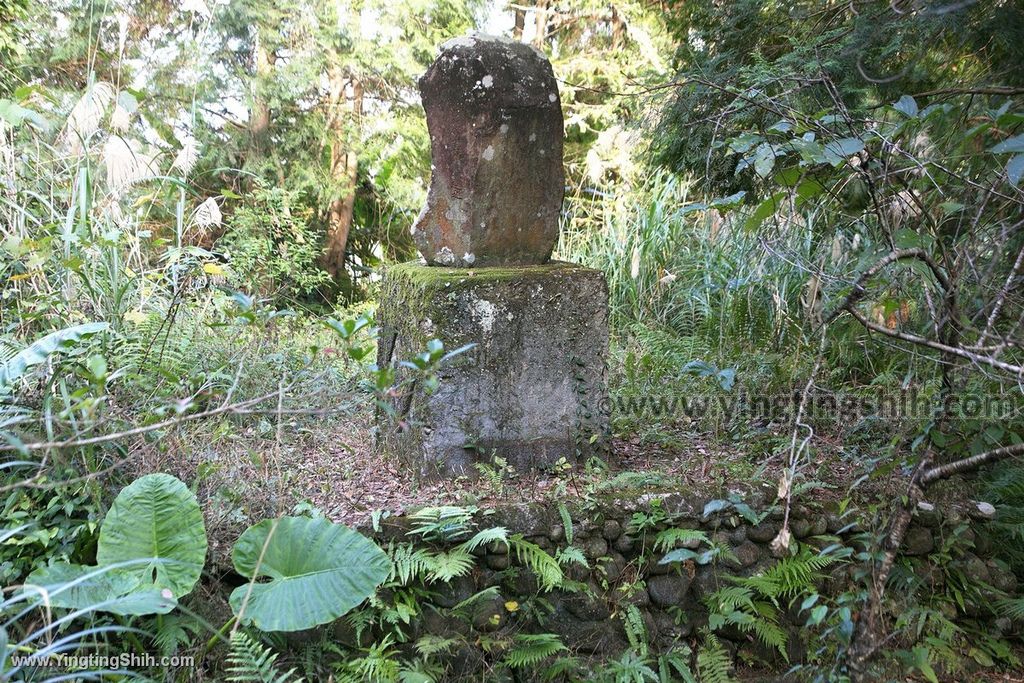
xmin=229 ymin=515 xmax=392 ymax=632
xmin=25 ymin=472 xmax=206 ymax=615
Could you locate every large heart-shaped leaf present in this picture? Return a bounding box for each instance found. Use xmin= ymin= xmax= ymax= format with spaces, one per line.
xmin=97 ymin=473 xmax=207 ymax=598
xmin=25 ymin=563 xmax=176 ymax=616
xmin=230 ymin=516 xmax=391 ymax=632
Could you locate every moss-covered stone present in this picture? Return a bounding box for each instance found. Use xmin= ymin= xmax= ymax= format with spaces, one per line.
xmin=377 ymin=261 xmax=610 ymax=478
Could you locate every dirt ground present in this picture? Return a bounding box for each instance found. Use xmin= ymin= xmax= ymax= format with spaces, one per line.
xmin=135 ymin=396 xmax=942 ymax=570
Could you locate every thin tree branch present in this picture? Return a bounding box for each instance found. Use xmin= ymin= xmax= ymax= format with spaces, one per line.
xmin=846 ymin=306 xmax=1023 ymax=375
xmin=921 ymin=442 xmax=1024 ymax=485
xmin=824 ymin=248 xmax=951 ymax=324
xmin=0 ymin=386 xmax=288 ymax=454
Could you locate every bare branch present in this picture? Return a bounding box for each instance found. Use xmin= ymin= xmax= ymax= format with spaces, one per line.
xmin=846 ymin=306 xmax=1023 ymax=375
xmin=921 ymin=442 xmax=1024 ymax=485
xmin=824 ymin=248 xmax=951 ymax=324
xmin=0 ymin=386 xmax=287 ymax=454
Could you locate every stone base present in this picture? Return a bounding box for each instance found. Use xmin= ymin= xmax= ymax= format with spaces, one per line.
xmin=376 ymin=261 xmax=610 ymax=478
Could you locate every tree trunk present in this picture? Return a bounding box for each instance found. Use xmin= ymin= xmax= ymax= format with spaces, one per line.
xmin=532 ymin=0 xmax=549 ymax=48
xmin=611 ymin=6 xmax=626 ymax=50
xmin=250 ymin=35 xmax=274 ymax=150
xmin=513 ymin=4 xmax=525 ymax=40
xmin=323 ymin=70 xmax=362 ymax=281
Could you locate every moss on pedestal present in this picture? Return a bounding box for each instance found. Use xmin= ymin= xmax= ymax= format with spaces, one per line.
xmin=376 ymin=261 xmax=610 ymax=478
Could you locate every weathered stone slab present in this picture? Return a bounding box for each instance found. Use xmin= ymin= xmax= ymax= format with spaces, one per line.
xmin=377 ymin=261 xmax=609 ymax=477
xmin=412 ymin=34 xmax=565 ymax=267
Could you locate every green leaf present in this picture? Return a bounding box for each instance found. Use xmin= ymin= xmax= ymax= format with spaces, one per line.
xmin=822 ymin=137 xmax=865 ymax=164
xmin=969 ymin=647 xmax=995 ymax=667
xmin=893 ymin=95 xmax=919 ymax=118
xmin=744 ymin=192 xmax=786 ymax=232
xmin=116 ymin=90 xmax=138 ymax=114
xmin=992 ymin=134 xmax=1024 ymax=154
xmin=709 ymin=191 xmax=746 ymax=209
xmin=774 ymin=167 xmax=802 ymax=187
xmin=795 ymin=179 xmax=826 ymax=206
xmin=97 ymin=473 xmax=207 ymax=599
xmin=659 ymin=548 xmax=699 ymax=564
xmin=0 ymin=322 xmax=109 ymax=392
xmin=752 ymin=143 xmax=776 ymax=178
xmin=913 ymin=647 xmax=939 ymax=683
xmin=727 ymin=132 xmax=762 ymax=155
xmin=702 ymin=499 xmax=730 ymax=517
xmin=789 ymin=135 xmax=825 ymax=164
xmin=25 ymin=564 xmax=176 ymax=616
xmin=230 ymin=516 xmax=391 ymax=632
xmin=0 ymin=99 xmax=49 ymax=130
xmin=807 ymin=604 xmax=828 ymax=626
xmin=1006 ymin=154 xmax=1024 ymax=187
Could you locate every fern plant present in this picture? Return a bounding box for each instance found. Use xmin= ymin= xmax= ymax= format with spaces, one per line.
xmin=510 ymin=535 xmax=564 ymax=591
xmin=503 ymin=633 xmax=566 ymax=669
xmin=652 ymin=528 xmax=711 ymax=554
xmin=558 ymin=502 xmax=574 ymax=544
xmin=406 ymin=506 xmax=478 ymax=542
xmin=705 ymin=585 xmax=788 ymax=660
xmin=226 ymin=631 xmax=304 ymax=683
xmin=656 ymin=647 xmax=696 ymax=683
xmin=596 ymin=650 xmax=659 ymax=682
xmin=704 ymin=550 xmax=835 ymax=661
xmin=736 ymin=550 xmax=834 ymax=601
xmin=333 ymin=635 xmax=402 ymax=682
xmin=621 ymin=603 xmax=650 ymax=657
xmin=696 ymin=633 xmax=735 ymax=683
xmin=153 ymin=613 xmax=203 ymax=658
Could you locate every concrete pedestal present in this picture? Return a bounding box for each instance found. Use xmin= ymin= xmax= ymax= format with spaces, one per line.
xmin=376 ymin=261 xmax=610 ymax=478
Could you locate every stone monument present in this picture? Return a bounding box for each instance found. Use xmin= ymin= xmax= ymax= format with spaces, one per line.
xmin=377 ymin=34 xmax=610 ymax=478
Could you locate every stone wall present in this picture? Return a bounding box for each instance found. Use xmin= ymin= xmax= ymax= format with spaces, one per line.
xmin=358 ymin=492 xmax=1019 ymax=677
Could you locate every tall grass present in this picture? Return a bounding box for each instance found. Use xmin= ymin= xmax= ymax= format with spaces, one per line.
xmin=558 ymin=172 xmax=821 ymax=380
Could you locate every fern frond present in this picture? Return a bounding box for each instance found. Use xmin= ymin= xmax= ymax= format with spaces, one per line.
xmin=414 ymin=635 xmax=459 ymax=657
xmin=997 ymin=596 xmax=1024 ymax=620
xmin=696 ymin=633 xmax=734 ymax=683
xmin=153 ymin=613 xmax=201 ymax=657
xmin=556 ymin=545 xmax=588 ymax=568
xmin=510 ymin=536 xmax=563 ymax=591
xmin=388 ymin=542 xmax=436 ymax=586
xmin=407 ymin=506 xmax=476 ymax=542
xmin=457 ymin=526 xmax=508 ymax=554
xmin=451 ymin=586 xmax=501 ymax=614
xmin=346 ymin=608 xmax=376 ymax=643
xmin=606 ymin=650 xmax=658 ymax=682
xmin=542 ymin=654 xmax=584 ymax=681
xmin=737 ymin=550 xmax=834 ymax=600
xmin=707 ymin=585 xmax=756 ymax=613
xmin=503 ymin=633 xmax=566 ymax=668
xmin=622 ymin=603 xmax=649 ymax=657
xmin=426 ymin=549 xmax=475 ymax=583
xmin=558 ymin=502 xmax=574 ymax=545
xmin=347 ymin=635 xmax=400 ymax=681
xmin=707 ymin=587 xmax=788 ymax=660
xmin=657 ymin=646 xmax=696 ymax=683
xmin=652 ymin=528 xmax=709 ymax=554
xmin=398 ymin=658 xmax=440 ymax=683
xmin=748 ymin=616 xmax=788 ymax=660
xmin=226 ymin=631 xmax=303 ymax=683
